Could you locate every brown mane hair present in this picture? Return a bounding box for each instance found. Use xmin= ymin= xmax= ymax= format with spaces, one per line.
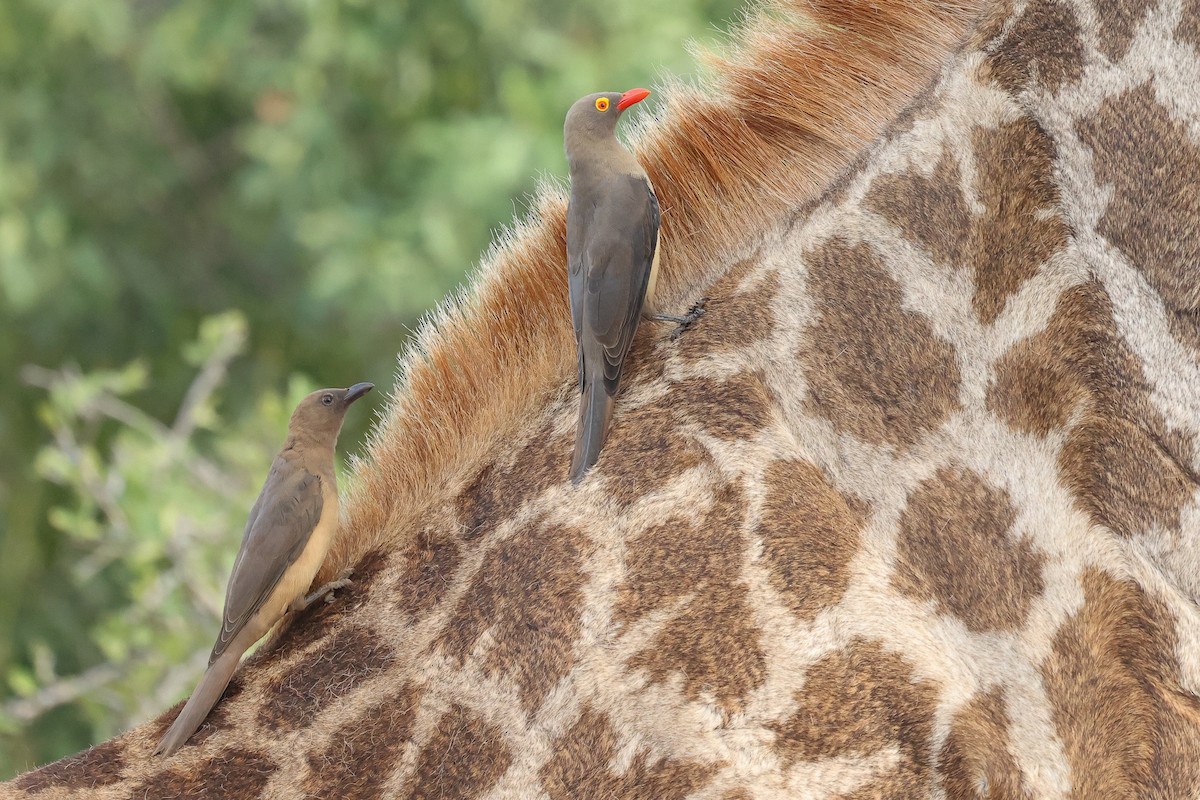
xmin=327 ymin=0 xmax=986 ymax=575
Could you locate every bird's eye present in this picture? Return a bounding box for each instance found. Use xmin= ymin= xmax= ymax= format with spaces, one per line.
xmin=595 ymin=97 xmax=609 ymax=112
xmin=322 ymin=394 xmax=334 ymax=406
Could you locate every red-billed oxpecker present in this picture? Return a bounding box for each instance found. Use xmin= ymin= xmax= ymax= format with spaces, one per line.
xmin=155 ymin=382 xmax=373 ymax=757
xmin=564 ymin=87 xmax=702 ymax=484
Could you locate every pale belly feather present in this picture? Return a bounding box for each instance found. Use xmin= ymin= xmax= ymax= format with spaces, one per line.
xmin=262 ymin=482 xmax=339 ymax=623
xmin=642 ymin=231 xmax=662 ymax=318
xmin=640 ymin=175 xmax=662 ymax=318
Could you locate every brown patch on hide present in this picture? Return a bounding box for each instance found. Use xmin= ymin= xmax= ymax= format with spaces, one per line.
xmin=938 ymin=688 xmax=1030 ymax=798
xmin=302 ymin=684 xmax=420 ymax=799
xmin=773 ymin=639 xmax=937 ymax=790
xmin=676 ymin=268 xmax=781 ymax=361
xmin=1180 ymin=0 xmax=1200 ymax=48
xmin=986 ymin=0 xmax=1085 ymax=94
xmin=988 ymin=280 xmax=1198 ymax=538
xmin=1077 ymin=83 xmax=1200 ymax=351
xmin=1041 ymin=569 xmax=1200 ymax=797
xmin=395 ymin=527 xmax=461 ymax=619
xmin=406 ymin=704 xmax=510 ymax=799
xmin=132 ymin=748 xmax=275 ymax=800
xmin=598 ymin=401 xmax=708 ymax=506
xmin=436 ymin=518 xmax=589 ymax=713
xmin=457 ymin=415 xmax=571 ymax=538
xmin=758 ymin=459 xmax=864 ymax=622
xmin=540 ymin=705 xmax=715 ymax=799
xmin=620 ymin=483 xmax=766 ymax=714
xmin=671 ymin=371 xmax=776 ymax=443
xmin=799 ymin=238 xmax=961 ymax=450
xmin=893 ymin=466 xmax=1045 ymax=633
xmin=11 ymin=740 xmax=126 ymax=792
xmin=1098 ymin=0 xmax=1149 ymax=61
xmin=866 ymin=117 xmax=1068 ymax=323
xmin=258 ymin=625 xmax=394 ymax=731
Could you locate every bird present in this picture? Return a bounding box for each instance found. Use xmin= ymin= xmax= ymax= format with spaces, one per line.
xmin=154 ymin=381 xmax=374 ymax=757
xmin=564 ymin=87 xmax=703 ymax=484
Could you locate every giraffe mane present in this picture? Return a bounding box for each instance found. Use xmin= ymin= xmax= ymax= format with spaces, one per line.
xmin=325 ymin=0 xmax=987 ymax=577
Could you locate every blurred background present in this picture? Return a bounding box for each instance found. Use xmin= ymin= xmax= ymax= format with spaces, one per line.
xmin=0 ymin=0 xmax=739 ymax=776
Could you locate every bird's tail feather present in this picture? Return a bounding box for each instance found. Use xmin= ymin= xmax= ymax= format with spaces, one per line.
xmin=569 ymin=379 xmax=615 ymax=484
xmin=154 ymin=650 xmax=241 ymax=757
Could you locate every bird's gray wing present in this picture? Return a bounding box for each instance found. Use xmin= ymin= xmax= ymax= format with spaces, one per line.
xmin=209 ymin=460 xmax=323 ymax=662
xmin=583 ymin=176 xmax=659 ymax=393
xmin=566 ymin=194 xmax=589 ymax=387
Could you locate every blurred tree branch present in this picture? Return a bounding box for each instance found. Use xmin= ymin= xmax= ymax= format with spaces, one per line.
xmin=1 ymin=312 xmax=302 ymax=739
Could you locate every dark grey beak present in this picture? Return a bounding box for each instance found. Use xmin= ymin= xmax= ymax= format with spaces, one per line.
xmin=344 ymin=382 xmax=374 ymax=405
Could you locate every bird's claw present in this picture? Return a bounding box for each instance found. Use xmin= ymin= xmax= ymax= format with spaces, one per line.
xmin=669 ymin=298 xmax=707 ymax=341
xmin=301 ymin=573 xmax=354 ymax=609
xmin=649 ymin=298 xmax=707 ymax=340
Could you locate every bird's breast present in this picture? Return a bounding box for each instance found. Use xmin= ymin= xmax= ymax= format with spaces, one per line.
xmin=642 ymin=228 xmax=662 ymax=317
xmin=264 ymin=481 xmax=339 ymax=621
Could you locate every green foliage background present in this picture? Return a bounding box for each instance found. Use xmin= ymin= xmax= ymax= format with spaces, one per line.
xmin=0 ymin=0 xmax=739 ymax=776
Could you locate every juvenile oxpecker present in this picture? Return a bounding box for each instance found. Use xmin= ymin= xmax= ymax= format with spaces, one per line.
xmin=154 ymin=382 xmax=373 ymax=757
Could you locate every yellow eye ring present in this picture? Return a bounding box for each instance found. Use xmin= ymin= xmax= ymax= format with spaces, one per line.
xmin=595 ymin=97 xmax=610 ymax=112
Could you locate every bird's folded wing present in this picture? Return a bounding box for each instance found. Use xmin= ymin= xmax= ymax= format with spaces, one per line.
xmin=210 ymin=465 xmax=324 ymax=661
xmin=583 ymin=178 xmax=659 ymax=391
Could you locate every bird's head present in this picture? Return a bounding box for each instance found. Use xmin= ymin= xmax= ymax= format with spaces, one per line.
xmin=288 ymin=382 xmax=374 ymax=442
xmin=564 ymin=88 xmax=650 ymax=151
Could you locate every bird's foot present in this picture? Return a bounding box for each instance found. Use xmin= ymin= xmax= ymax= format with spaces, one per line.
xmin=650 ymin=298 xmax=707 ymax=340
xmin=300 ymin=569 xmax=355 ymax=609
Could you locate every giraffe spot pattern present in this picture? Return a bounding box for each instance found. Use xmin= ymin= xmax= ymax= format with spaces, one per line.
xmin=1060 ymin=415 xmax=1198 ymax=539
xmin=772 ymin=639 xmax=937 ymax=791
xmin=799 ymin=238 xmax=961 ymax=450
xmin=595 ymin=400 xmax=708 ymax=505
xmin=1135 ymin=591 xmax=1200 ymax=798
xmin=987 ymin=296 xmax=1089 ymax=437
xmin=620 ymin=484 xmax=766 ymax=713
xmin=436 ymin=518 xmax=590 ymax=714
xmin=1041 ymin=569 xmax=1200 ymax=797
xmin=301 ymin=685 xmax=421 ymax=799
xmin=395 ymin=527 xmax=461 ymax=619
xmin=937 ymin=687 xmax=1030 ymax=798
xmin=865 ymin=152 xmax=971 ymax=269
xmin=1076 ymin=82 xmax=1200 ymax=352
xmin=956 ymin=118 xmax=1068 ymax=323
xmin=758 ymin=459 xmax=864 ymax=622
xmin=985 ymin=0 xmax=1085 ymax=94
xmin=670 ymin=371 xmax=775 ymax=443
xmin=405 ymin=704 xmax=510 ymax=799
xmin=1096 ymin=0 xmax=1149 ymax=61
xmin=893 ymin=466 xmax=1045 ymax=633
xmin=458 ymin=415 xmax=573 ymax=538
xmin=131 ymin=748 xmax=275 ymax=800
xmin=1180 ymin=0 xmax=1200 ymax=48
xmin=15 ymin=2 xmax=1200 ymax=796
xmin=257 ymin=624 xmax=395 ymax=731
xmin=615 ymin=483 xmax=746 ymax=624
xmin=865 ymin=116 xmax=1068 ymax=324
xmin=540 ymin=705 xmax=715 ymax=799
xmin=344 ymin=546 xmax=392 ymax=590
xmin=10 ymin=739 xmax=125 ymax=792
xmin=627 ymin=580 xmax=766 ymax=714
xmin=989 ymin=280 xmax=1198 ymax=538
xmin=675 ymin=265 xmax=780 ymax=361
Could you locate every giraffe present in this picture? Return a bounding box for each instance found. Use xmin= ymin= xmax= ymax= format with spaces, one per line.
xmin=7 ymin=0 xmax=1200 ymax=795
